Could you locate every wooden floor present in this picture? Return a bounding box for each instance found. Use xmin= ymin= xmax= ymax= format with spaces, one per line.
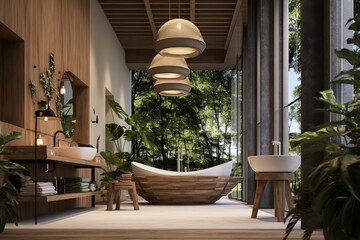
xmin=2 ymin=228 xmax=325 ymax=239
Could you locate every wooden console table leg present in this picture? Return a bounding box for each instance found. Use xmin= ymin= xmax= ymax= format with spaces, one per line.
xmin=251 ymin=180 xmax=268 ymax=218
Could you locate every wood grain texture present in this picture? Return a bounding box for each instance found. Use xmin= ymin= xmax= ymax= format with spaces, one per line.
xmin=0 ymin=0 xmax=90 ymax=145
xmin=0 ymin=0 xmax=91 ymax=212
xmin=134 ymin=176 xmax=243 ymax=204
xmin=1 ymin=229 xmax=326 ymax=240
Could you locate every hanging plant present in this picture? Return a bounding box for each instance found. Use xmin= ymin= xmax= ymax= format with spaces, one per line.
xmin=39 ymin=53 xmax=56 ymax=102
xmin=55 ymin=91 xmax=62 ymax=118
xmin=29 ymin=81 xmax=36 ymax=104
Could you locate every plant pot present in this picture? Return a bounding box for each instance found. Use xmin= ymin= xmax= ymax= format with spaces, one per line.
xmin=323 ymin=228 xmax=360 ymax=240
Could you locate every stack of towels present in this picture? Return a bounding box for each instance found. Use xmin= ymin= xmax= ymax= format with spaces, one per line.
xmin=65 ymin=177 xmax=91 ymax=193
xmin=20 ymin=181 xmax=57 ymax=196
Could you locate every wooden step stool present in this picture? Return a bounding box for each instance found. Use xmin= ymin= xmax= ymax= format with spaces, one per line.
xmin=251 ymin=172 xmax=294 ymax=222
xmin=106 ymin=174 xmax=139 ymax=211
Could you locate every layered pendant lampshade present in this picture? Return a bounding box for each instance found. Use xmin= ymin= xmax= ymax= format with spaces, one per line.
xmin=154 ymin=77 xmax=192 ymax=97
xmin=154 ymin=18 xmax=206 ymax=59
xmin=148 ymin=54 xmax=190 ymax=80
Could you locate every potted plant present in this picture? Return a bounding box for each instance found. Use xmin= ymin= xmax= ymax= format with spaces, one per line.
xmin=99 ymin=99 xmax=157 ymax=189
xmin=284 ymin=14 xmax=360 ymax=240
xmin=0 ymin=131 xmax=26 ymax=233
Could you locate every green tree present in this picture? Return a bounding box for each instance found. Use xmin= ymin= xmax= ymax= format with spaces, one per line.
xmin=288 ymin=0 xmax=301 ymax=73
xmin=131 ymin=70 xmax=233 ymax=170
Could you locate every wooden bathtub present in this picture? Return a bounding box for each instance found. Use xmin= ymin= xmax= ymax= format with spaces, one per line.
xmin=131 ymin=161 xmax=243 ymax=204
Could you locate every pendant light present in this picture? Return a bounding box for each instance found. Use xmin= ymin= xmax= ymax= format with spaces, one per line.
xmin=154 ymin=77 xmax=191 ymax=97
xmin=148 ymin=54 xmax=190 ymax=80
xmin=154 ymin=18 xmax=206 ymax=58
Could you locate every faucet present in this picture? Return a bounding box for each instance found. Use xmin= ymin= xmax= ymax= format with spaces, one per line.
xmin=272 ymin=140 xmax=281 ymax=155
xmin=53 ymin=130 xmax=66 ymax=147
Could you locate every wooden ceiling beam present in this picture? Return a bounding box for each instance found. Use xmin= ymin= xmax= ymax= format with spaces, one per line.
xmin=143 ymin=0 xmax=157 ymax=39
xmin=224 ymin=0 xmax=242 ymax=49
xmin=97 ymin=0 xmax=246 ymax=70
xmin=190 ymin=0 xmax=195 ymax=23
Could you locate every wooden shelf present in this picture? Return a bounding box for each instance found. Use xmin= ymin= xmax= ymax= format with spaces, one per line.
xmin=19 ymin=190 xmax=105 ymax=203
xmin=1 ymin=145 xmax=106 ymax=168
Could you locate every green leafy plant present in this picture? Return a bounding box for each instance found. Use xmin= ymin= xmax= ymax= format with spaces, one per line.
xmin=39 ymin=53 xmax=56 ymax=102
xmin=0 ymin=131 xmax=26 ymax=233
xmin=284 ymin=14 xmax=360 ymax=240
xmin=29 ymin=81 xmax=37 ymax=104
xmin=60 ymin=98 xmax=75 ymax=138
xmin=99 ymin=99 xmax=157 ymax=189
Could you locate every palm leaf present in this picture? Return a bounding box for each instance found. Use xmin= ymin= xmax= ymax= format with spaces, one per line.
xmin=0 ymin=131 xmax=22 ymax=153
xmin=335 ymin=48 xmax=360 ymax=66
xmin=338 ymin=196 xmax=360 ymax=237
xmin=105 ymin=123 xmax=124 ymax=141
xmin=340 ymin=154 xmax=360 ymax=201
xmin=108 ymin=99 xmax=130 ymax=123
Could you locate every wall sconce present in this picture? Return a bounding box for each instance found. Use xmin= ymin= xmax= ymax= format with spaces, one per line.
xmin=34 ymin=100 xmax=58 ymax=224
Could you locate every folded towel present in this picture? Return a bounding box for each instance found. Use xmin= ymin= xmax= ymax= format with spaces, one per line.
xmin=65 ymin=177 xmax=91 ymax=183
xmin=21 ymin=188 xmax=57 ymax=193
xmin=65 ymin=188 xmax=90 ymax=193
xmin=20 ymin=190 xmax=57 ymax=196
xmin=23 ymin=182 xmax=54 ymax=187
xmin=65 ymin=182 xmax=89 ymax=188
xmin=20 ymin=186 xmax=56 ymax=192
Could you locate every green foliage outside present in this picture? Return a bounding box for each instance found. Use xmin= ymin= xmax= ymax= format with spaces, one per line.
xmin=131 ymin=70 xmax=234 ymax=171
xmin=288 ymin=0 xmax=301 ymax=73
xmin=60 ymin=98 xmax=75 ymax=138
xmin=99 ymin=99 xmax=157 ymax=189
xmin=284 ymin=13 xmax=360 ymax=240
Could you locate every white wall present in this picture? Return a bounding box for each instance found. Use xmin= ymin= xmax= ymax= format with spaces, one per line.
xmin=89 ymin=0 xmax=131 ymax=152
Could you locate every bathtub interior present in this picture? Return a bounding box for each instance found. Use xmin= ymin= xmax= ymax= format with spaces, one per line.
xmin=131 ymin=160 xmax=235 ymax=177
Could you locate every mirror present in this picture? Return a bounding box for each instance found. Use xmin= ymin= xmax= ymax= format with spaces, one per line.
xmin=59 ymin=72 xmax=75 ymax=138
xmin=58 ymin=71 xmax=88 ymax=144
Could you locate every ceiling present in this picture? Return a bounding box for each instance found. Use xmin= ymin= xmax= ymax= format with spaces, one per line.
xmin=98 ymin=0 xmax=248 ymax=71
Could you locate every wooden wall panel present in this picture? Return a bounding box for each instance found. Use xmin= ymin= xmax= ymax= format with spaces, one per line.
xmin=0 ymin=0 xmax=26 ymax=38
xmin=0 ymin=0 xmax=91 ymax=210
xmin=0 ymin=0 xmax=90 ymax=145
xmin=1 ymin=40 xmax=25 ymax=127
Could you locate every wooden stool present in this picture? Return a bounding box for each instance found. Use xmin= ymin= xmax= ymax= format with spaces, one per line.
xmin=251 ymin=172 xmax=294 ymax=222
xmin=106 ymin=176 xmax=139 ymax=211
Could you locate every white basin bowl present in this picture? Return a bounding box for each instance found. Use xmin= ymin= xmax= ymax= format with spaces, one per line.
xmin=248 ymin=155 xmax=300 ymax=172
xmin=54 ymin=147 xmax=97 ymax=161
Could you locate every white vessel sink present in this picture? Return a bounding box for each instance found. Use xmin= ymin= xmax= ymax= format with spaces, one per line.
xmin=53 ymin=147 xmax=97 ymax=161
xmin=247 ymin=155 xmax=300 ymax=172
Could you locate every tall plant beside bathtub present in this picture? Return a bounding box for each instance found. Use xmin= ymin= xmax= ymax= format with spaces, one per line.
xmin=99 ymin=99 xmax=157 ymax=189
xmin=284 ymin=14 xmax=360 ymax=240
